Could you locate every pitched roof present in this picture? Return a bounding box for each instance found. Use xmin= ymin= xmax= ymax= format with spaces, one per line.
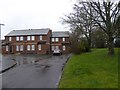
xmin=52 ymin=31 xmax=69 ymax=37
xmin=6 ymin=28 xmax=51 ymax=36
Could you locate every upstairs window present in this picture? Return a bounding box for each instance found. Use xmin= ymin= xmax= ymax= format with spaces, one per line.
xmin=52 ymin=38 xmax=54 ymax=42
xmin=39 ymin=36 xmax=42 ymax=40
xmin=16 ymin=37 xmax=19 ymax=41
xmin=62 ymin=38 xmax=65 ymax=42
xmin=56 ymin=38 xmax=59 ymax=42
xmin=9 ymin=37 xmax=12 ymax=41
xmin=31 ymin=36 xmax=35 ymax=41
xmin=20 ymin=36 xmax=23 ymax=41
xmin=27 ymin=36 xmax=30 ymax=41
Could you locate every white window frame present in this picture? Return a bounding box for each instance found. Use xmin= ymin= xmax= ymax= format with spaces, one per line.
xmin=6 ymin=46 xmax=8 ymax=51
xmin=63 ymin=37 xmax=65 ymax=42
xmin=52 ymin=46 xmax=54 ymax=51
xmin=56 ymin=38 xmax=59 ymax=42
xmin=27 ymin=45 xmax=30 ymax=51
xmin=20 ymin=45 xmax=23 ymax=51
xmin=20 ymin=36 xmax=23 ymax=41
xmin=16 ymin=45 xmax=19 ymax=51
xmin=31 ymin=36 xmax=35 ymax=41
xmin=52 ymin=38 xmax=54 ymax=42
xmin=9 ymin=37 xmax=12 ymax=41
xmin=27 ymin=36 xmax=30 ymax=41
xmin=56 ymin=46 xmax=59 ymax=49
xmin=63 ymin=45 xmax=66 ymax=51
xmin=39 ymin=36 xmax=42 ymax=40
xmin=38 ymin=44 xmax=41 ymax=50
xmin=31 ymin=45 xmax=35 ymax=51
xmin=16 ymin=37 xmax=19 ymax=41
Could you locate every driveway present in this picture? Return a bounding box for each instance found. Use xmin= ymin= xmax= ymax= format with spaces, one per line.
xmin=2 ymin=54 xmax=69 ymax=88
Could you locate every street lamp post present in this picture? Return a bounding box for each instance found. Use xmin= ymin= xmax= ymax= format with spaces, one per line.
xmin=0 ymin=23 xmax=5 ymax=40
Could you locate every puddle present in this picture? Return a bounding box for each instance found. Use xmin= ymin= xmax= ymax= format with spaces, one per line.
xmin=16 ymin=58 xmax=44 ymax=65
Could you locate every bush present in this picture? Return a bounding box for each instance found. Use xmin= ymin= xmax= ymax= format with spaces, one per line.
xmin=71 ymin=39 xmax=89 ymax=54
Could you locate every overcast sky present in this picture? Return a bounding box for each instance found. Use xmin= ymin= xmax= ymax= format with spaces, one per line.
xmin=0 ymin=0 xmax=75 ymax=39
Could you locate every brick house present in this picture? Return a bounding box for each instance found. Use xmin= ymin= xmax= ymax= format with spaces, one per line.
xmin=51 ymin=31 xmax=70 ymax=54
xmin=2 ymin=29 xmax=70 ymax=54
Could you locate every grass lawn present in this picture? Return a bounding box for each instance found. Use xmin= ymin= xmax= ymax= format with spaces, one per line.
xmin=59 ymin=48 xmax=119 ymax=88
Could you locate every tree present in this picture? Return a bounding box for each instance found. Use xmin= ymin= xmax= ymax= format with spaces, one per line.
xmin=81 ymin=0 xmax=120 ymax=55
xmin=62 ymin=2 xmax=95 ymax=52
xmin=91 ymin=28 xmax=107 ymax=48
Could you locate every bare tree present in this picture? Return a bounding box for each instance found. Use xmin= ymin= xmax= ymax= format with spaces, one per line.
xmin=62 ymin=2 xmax=95 ymax=52
xmin=81 ymin=0 xmax=120 ymax=55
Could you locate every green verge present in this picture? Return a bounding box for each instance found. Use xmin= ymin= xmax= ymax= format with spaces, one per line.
xmin=59 ymin=48 xmax=119 ymax=88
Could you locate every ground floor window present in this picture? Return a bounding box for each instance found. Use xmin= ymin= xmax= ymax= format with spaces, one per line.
xmin=6 ymin=45 xmax=8 ymax=51
xmin=63 ymin=45 xmax=66 ymax=51
xmin=20 ymin=45 xmax=23 ymax=51
xmin=52 ymin=46 xmax=54 ymax=51
xmin=31 ymin=45 xmax=35 ymax=51
xmin=16 ymin=45 xmax=19 ymax=51
xmin=56 ymin=46 xmax=59 ymax=49
xmin=27 ymin=45 xmax=30 ymax=51
xmin=38 ymin=44 xmax=41 ymax=50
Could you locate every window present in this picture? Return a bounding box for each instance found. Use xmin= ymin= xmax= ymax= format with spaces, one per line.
xmin=52 ymin=46 xmax=54 ymax=51
xmin=27 ymin=45 xmax=30 ymax=51
xmin=63 ymin=45 xmax=66 ymax=51
xmin=27 ymin=36 xmax=30 ymax=41
xmin=38 ymin=44 xmax=41 ymax=50
xmin=16 ymin=37 xmax=19 ymax=41
xmin=56 ymin=46 xmax=59 ymax=49
xmin=9 ymin=37 xmax=12 ymax=41
xmin=31 ymin=45 xmax=35 ymax=51
xmin=62 ymin=38 xmax=65 ymax=41
xmin=56 ymin=38 xmax=59 ymax=42
xmin=20 ymin=36 xmax=23 ymax=41
xmin=16 ymin=45 xmax=19 ymax=51
xmin=20 ymin=45 xmax=23 ymax=51
xmin=52 ymin=38 xmax=54 ymax=42
xmin=6 ymin=46 xmax=8 ymax=51
xmin=39 ymin=36 xmax=42 ymax=40
xmin=31 ymin=36 xmax=35 ymax=40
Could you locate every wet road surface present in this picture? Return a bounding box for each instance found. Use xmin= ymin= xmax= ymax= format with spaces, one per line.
xmin=2 ymin=55 xmax=69 ymax=88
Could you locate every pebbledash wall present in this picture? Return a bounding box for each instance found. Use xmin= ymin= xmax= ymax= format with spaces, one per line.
xmin=2 ymin=28 xmax=70 ymax=54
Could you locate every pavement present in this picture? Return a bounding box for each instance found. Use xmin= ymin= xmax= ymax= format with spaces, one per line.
xmin=2 ymin=54 xmax=70 ymax=88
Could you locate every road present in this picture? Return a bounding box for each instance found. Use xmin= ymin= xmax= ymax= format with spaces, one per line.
xmin=2 ymin=55 xmax=69 ymax=88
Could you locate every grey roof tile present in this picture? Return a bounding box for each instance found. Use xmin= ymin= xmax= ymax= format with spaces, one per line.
xmin=52 ymin=31 xmax=69 ymax=37
xmin=6 ymin=28 xmax=50 ymax=36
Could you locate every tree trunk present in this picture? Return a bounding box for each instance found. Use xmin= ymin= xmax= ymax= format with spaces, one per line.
xmin=108 ymin=36 xmax=114 ymax=55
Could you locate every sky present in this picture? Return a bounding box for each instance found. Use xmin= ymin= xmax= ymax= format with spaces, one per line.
xmin=0 ymin=0 xmax=75 ymax=39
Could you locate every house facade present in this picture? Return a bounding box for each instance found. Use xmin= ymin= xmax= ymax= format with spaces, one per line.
xmin=51 ymin=32 xmax=70 ymax=54
xmin=2 ymin=29 xmax=70 ymax=54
